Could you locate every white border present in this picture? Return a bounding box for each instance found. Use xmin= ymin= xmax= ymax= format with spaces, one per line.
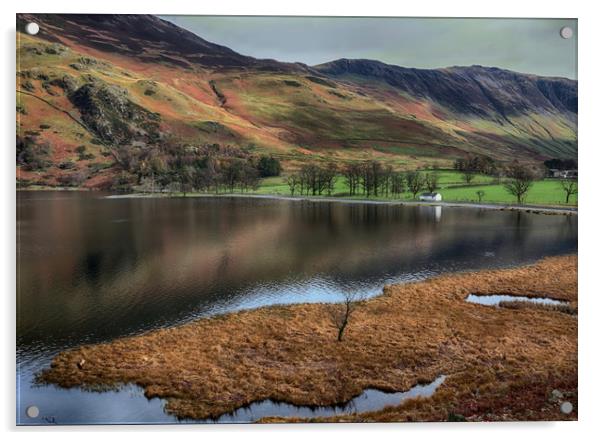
xmin=2 ymin=1 xmax=600 ymax=439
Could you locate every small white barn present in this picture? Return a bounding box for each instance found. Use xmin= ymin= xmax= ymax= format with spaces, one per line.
xmin=419 ymin=192 xmax=442 ymax=202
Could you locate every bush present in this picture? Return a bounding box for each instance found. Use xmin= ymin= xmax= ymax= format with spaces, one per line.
xmin=57 ymin=171 xmax=89 ymax=186
xmin=75 ymin=145 xmax=95 ymax=161
xmin=58 ymin=161 xmax=76 ymax=170
xmin=16 ymin=136 xmax=52 ymax=170
xmin=22 ymin=80 xmax=35 ymax=92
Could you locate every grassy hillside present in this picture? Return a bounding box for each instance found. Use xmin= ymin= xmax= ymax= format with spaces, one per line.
xmin=16 ymin=15 xmax=577 ymax=189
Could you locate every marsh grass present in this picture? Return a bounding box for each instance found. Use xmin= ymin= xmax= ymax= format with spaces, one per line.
xmin=38 ymin=255 xmax=577 ymax=422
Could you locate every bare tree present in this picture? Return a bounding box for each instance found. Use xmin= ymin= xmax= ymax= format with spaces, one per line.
xmin=286 ymin=174 xmax=300 ymax=196
xmin=326 ymin=291 xmax=365 ymax=342
xmin=406 ymin=171 xmax=425 ymax=199
xmin=559 ymin=179 xmax=578 ymax=204
xmin=424 ymin=172 xmax=439 ymax=193
xmin=476 ymin=190 xmax=485 ymax=202
xmin=504 ymin=163 xmax=535 ymax=204
xmin=390 ymin=172 xmax=405 ymax=198
xmin=462 ymin=171 xmax=475 ymax=185
xmin=343 ymin=163 xmax=362 ymax=196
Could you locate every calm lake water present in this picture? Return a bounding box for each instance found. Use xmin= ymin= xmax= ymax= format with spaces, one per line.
xmin=16 ymin=191 xmax=577 ymax=424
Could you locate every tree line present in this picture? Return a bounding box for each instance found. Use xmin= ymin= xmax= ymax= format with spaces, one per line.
xmin=112 ymin=142 xmax=282 ymax=194
xmin=286 ymin=161 xmax=441 ymax=199
xmin=454 ymin=154 xmax=499 ymax=175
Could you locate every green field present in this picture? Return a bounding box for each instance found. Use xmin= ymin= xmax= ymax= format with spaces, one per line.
xmin=252 ymin=170 xmax=577 ymax=207
xmin=438 ymin=180 xmax=577 ymax=205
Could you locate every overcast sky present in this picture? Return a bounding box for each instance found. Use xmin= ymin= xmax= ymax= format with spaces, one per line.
xmin=160 ymin=16 xmax=577 ymax=79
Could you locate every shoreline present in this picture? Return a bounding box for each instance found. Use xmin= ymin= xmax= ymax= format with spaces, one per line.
xmin=17 ymin=187 xmax=578 ymax=214
xmin=39 ymin=255 xmax=577 ymax=422
xmin=104 ymin=192 xmax=578 ymax=215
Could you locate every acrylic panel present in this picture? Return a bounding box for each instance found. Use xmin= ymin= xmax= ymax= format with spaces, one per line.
xmin=16 ymin=14 xmax=577 ymax=425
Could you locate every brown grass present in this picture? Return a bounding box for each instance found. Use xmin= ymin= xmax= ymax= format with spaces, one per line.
xmin=38 ymin=255 xmax=577 ymax=422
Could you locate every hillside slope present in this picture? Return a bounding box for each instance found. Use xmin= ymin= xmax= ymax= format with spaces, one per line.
xmin=16 ymin=14 xmax=577 ymax=188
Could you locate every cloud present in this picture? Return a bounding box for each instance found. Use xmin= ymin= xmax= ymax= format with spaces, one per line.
xmin=161 ymin=16 xmax=577 ymax=79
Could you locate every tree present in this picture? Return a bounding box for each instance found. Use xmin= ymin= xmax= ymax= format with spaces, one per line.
xmin=455 ymin=154 xmax=498 ymax=175
xmin=544 ymin=158 xmax=577 ymax=171
xmin=424 ymin=172 xmax=439 ymax=193
xmin=380 ymin=165 xmax=394 ymax=197
xmin=504 ymin=163 xmax=535 ymax=204
xmin=286 ymin=174 xmax=299 ymax=196
xmin=300 ymin=163 xmax=320 ymax=196
xmin=326 ymin=291 xmax=365 ymax=342
xmin=257 ymin=155 xmax=282 ymax=177
xmin=238 ymin=161 xmax=260 ymax=192
xmin=343 ymin=163 xmax=362 ymax=196
xmin=406 ymin=171 xmax=424 ymax=199
xmin=390 ymin=172 xmax=405 ymax=198
xmin=559 ymin=179 xmax=578 ymax=204
xmin=57 ymin=170 xmax=90 ymax=187
xmin=322 ymin=163 xmax=338 ymax=196
xmin=462 ymin=171 xmax=475 ymax=185
xmin=222 ymin=158 xmax=244 ymax=193
xmin=177 ymin=165 xmax=195 ymax=196
xmin=476 ymin=190 xmax=485 ymax=202
xmin=205 ymin=156 xmax=222 ymax=194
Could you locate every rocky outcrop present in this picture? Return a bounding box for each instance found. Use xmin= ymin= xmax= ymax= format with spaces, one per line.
xmin=68 ymin=82 xmax=161 ymax=145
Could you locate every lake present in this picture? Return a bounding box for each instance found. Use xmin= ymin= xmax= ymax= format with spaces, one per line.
xmin=16 ymin=191 xmax=577 ymax=424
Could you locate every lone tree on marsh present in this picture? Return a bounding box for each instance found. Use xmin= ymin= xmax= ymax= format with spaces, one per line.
xmin=559 ymin=179 xmax=578 ymax=204
xmin=504 ymin=163 xmax=535 ymax=204
xmin=326 ymin=291 xmax=365 ymax=342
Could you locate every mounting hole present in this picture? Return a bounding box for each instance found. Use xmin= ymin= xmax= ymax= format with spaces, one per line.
xmin=560 ymin=401 xmax=573 ymax=414
xmin=25 ymin=22 xmax=39 ymax=36
xmin=26 ymin=405 xmax=39 ymax=418
xmin=560 ymin=26 xmax=573 ymax=39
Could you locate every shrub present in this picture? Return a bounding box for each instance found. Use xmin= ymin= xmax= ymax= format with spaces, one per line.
xmin=16 ymin=136 xmax=52 ymax=170
xmin=75 ymin=145 xmax=95 ymax=161
xmin=58 ymin=161 xmax=76 ymax=170
xmin=57 ymin=170 xmax=89 ymax=187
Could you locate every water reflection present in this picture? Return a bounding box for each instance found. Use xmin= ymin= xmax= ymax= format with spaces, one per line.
xmin=212 ymin=375 xmax=446 ymax=423
xmin=16 ymin=192 xmax=577 ymax=424
xmin=466 ymin=294 xmax=568 ymax=306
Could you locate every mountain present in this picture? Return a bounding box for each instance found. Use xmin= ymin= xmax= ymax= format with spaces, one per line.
xmin=17 ymin=14 xmax=308 ymax=72
xmin=315 ymin=59 xmax=577 ymax=118
xmin=16 ymin=14 xmax=577 ymax=188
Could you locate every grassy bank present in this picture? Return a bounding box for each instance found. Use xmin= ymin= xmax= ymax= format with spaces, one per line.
xmin=252 ymin=171 xmax=577 ymax=207
xmin=39 ymin=255 xmax=577 ymax=422
xmin=19 ymin=169 xmax=578 ymax=208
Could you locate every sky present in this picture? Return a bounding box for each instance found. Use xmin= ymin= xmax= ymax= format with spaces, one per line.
xmin=160 ymin=16 xmax=577 ymax=79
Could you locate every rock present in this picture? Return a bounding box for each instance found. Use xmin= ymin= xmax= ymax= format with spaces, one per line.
xmin=551 ymin=389 xmax=563 ymax=401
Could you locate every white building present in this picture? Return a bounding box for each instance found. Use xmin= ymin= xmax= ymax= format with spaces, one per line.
xmin=549 ymin=169 xmax=578 ymax=179
xmin=419 ymin=192 xmax=442 ymax=202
